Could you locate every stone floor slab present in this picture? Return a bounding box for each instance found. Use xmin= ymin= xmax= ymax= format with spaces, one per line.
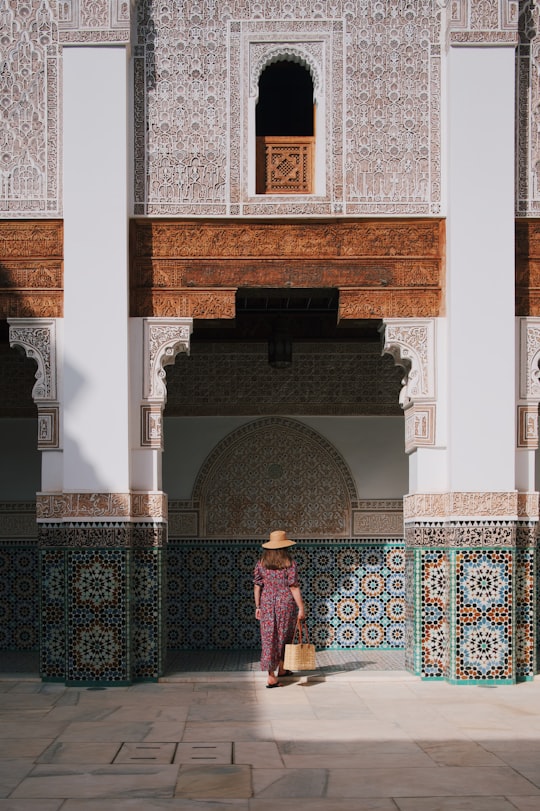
xmin=249 ymin=798 xmax=397 ymax=810
xmin=0 ymin=802 xmax=63 ymax=810
xmin=234 ymin=741 xmax=283 ymax=768
xmin=114 ymin=742 xmax=177 ymax=764
xmin=0 ymin=759 xmax=37 ymax=798
xmin=506 ymin=799 xmax=540 ymax=811
xmin=182 ymin=722 xmax=274 ymax=742
xmin=0 ymin=739 xmax=52 ymax=758
xmin=326 ymin=766 xmax=540 ymax=798
xmin=57 ymin=722 xmax=152 ymax=742
xmin=281 ymin=748 xmax=435 ymax=769
xmin=39 ymin=741 xmax=121 ymax=764
xmin=173 ymin=742 xmax=232 ymax=764
xmin=174 ymin=764 xmax=251 ymax=798
xmin=394 ymin=798 xmax=522 ymax=811
xmin=62 ymin=801 xmax=248 ymax=810
xmin=11 ymin=764 xmax=179 ymax=799
xmin=0 ymin=722 xmax=66 ymax=740
xmin=252 ymin=767 xmax=326 ymax=798
xmin=417 ymin=741 xmax=505 ymax=767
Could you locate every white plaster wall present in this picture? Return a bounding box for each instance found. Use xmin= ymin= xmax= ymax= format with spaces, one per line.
xmin=163 ymin=416 xmax=407 ymax=499
xmin=0 ymin=420 xmax=40 ymax=499
xmin=63 ymin=47 xmax=130 ymax=492
xmin=446 ymin=46 xmax=516 ymax=492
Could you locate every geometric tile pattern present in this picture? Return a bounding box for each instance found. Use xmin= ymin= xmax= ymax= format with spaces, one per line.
xmin=0 ymin=545 xmax=39 ymax=650
xmin=38 ymin=524 xmax=168 ymax=684
xmin=516 ymin=546 xmax=536 ymax=681
xmin=67 ymin=548 xmax=130 ymax=684
xmin=454 ymin=549 xmax=514 ymax=683
xmin=403 ymin=547 xmax=416 ymax=674
xmin=40 ymin=548 xmax=66 ymax=680
xmin=132 ymin=546 xmax=165 ymax=681
xmin=420 ymin=549 xmax=450 ymax=679
xmin=167 ymin=540 xmax=405 ymax=652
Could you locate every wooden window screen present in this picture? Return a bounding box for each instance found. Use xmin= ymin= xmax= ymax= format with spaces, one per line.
xmin=256 ymin=136 xmax=314 ymax=194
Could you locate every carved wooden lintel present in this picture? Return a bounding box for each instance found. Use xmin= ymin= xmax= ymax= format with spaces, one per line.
xmin=130 ymin=218 xmax=444 ymax=319
xmin=0 ymin=221 xmax=63 ymax=318
xmin=132 ymin=289 xmax=236 ymax=319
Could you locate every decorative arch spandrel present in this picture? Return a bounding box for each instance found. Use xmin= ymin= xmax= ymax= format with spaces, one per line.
xmin=192 ymin=416 xmax=357 ymax=539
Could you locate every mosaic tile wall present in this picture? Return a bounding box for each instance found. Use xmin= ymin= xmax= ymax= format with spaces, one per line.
xmin=453 ymin=549 xmax=514 ymax=682
xmin=410 ymin=543 xmax=535 ymax=684
xmin=0 ymin=544 xmax=39 ymax=650
xmin=38 ymin=522 xmax=168 ymax=684
xmin=420 ymin=549 xmax=450 ymax=679
xmin=166 ymin=540 xmax=406 ymax=651
xmin=516 ymin=547 xmax=536 ymax=680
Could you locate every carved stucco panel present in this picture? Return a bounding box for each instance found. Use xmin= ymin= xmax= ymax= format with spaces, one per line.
xmin=381 ymin=319 xmax=435 ymax=405
xmin=0 ymin=0 xmax=59 ymax=216
xmin=193 ymin=417 xmax=357 ymax=538
xmin=58 ymin=0 xmax=132 ymax=42
xmin=404 ymin=491 xmax=519 ymax=521
xmin=520 ymin=317 xmax=540 ymax=400
xmin=143 ymin=318 xmax=192 ymax=403
xmin=134 ymin=0 xmax=442 ymax=216
xmin=8 ymin=318 xmax=57 ymax=401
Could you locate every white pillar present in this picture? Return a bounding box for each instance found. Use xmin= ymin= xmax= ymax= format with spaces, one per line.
xmin=62 ymin=46 xmax=130 ymax=493
xmin=447 ymin=45 xmax=516 ymax=493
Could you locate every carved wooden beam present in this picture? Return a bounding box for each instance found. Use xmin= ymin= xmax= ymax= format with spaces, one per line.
xmin=130 ymin=218 xmax=445 ymax=320
xmin=0 ymin=221 xmax=63 ymax=318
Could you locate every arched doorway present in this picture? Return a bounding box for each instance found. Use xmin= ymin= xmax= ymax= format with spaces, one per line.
xmin=162 ymin=290 xmax=408 ymax=665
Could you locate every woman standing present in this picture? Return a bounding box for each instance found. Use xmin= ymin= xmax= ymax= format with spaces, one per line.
xmin=254 ymin=529 xmax=306 ymax=688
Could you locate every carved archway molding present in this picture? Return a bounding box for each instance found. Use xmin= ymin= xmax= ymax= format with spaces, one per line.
xmin=381 ymin=318 xmax=436 ymax=453
xmin=250 ymin=45 xmax=323 ymax=102
xmin=140 ymin=317 xmax=192 ymax=449
xmin=8 ymin=318 xmax=60 ymax=449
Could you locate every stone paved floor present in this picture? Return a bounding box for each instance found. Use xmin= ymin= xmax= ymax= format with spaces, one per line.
xmin=1 ymin=659 xmax=540 ymax=810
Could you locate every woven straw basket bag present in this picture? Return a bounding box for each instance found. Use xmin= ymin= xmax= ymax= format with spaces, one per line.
xmin=283 ymin=619 xmax=316 ymax=671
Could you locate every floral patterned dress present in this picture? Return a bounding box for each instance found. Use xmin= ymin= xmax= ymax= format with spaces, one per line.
xmin=254 ymin=560 xmax=299 ymax=671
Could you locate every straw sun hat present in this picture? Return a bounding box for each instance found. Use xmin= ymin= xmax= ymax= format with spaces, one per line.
xmin=262 ymin=530 xmax=296 ymax=549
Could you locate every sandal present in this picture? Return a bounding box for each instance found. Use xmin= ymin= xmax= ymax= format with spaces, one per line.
xmin=266 ymin=682 xmax=283 ymax=689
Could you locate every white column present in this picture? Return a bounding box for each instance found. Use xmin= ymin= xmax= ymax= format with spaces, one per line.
xmin=62 ymin=46 xmax=130 ymax=493
xmin=446 ymin=45 xmax=516 ymax=493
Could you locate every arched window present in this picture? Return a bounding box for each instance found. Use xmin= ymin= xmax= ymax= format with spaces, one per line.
xmin=256 ymin=61 xmax=315 ymax=194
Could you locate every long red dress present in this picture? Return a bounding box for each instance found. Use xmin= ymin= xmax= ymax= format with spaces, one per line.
xmin=254 ymin=560 xmax=299 ymax=671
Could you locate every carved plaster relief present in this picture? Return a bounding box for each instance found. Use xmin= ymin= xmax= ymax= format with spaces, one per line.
xmin=517 ymin=404 xmax=539 ymax=448
xmin=8 ymin=319 xmax=57 ymax=401
xmin=142 ymin=318 xmax=192 ymax=403
xmin=517 ymin=2 xmax=540 ymax=215
xmin=58 ymin=0 xmax=132 ymax=42
xmin=381 ymin=318 xmax=436 ymax=453
xmin=141 ymin=317 xmax=192 ymax=451
xmin=404 ymin=491 xmax=519 ymax=521
xmin=0 ymin=1 xmax=59 ymax=216
xmin=192 ymin=417 xmax=357 ymax=538
xmin=446 ymin=0 xmax=519 ymax=43
xmin=134 ymin=0 xmax=442 ymax=216
xmin=381 ymin=317 xmax=436 ymax=451
xmin=8 ymin=318 xmax=60 ymax=450
xmin=520 ymin=317 xmax=540 ymax=400
xmin=382 ymin=320 xmax=436 ymax=404
xmin=36 ymin=492 xmax=167 ymax=521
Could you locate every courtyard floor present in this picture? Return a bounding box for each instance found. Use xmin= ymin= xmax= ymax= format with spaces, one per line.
xmin=1 ymin=650 xmax=540 ymax=810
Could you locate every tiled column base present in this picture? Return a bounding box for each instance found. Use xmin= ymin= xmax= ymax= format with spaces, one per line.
xmin=405 ymin=521 xmax=537 ymax=684
xmin=39 ymin=522 xmax=167 ymax=685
